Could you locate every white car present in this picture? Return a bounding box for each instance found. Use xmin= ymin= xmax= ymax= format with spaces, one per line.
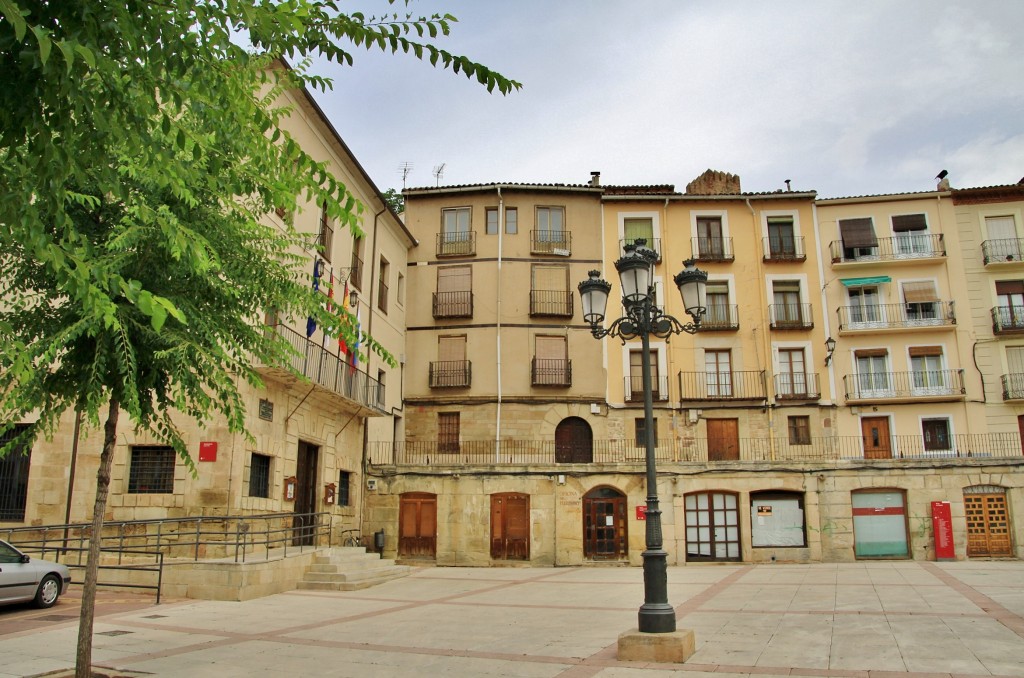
xmin=0 ymin=539 xmax=72 ymax=609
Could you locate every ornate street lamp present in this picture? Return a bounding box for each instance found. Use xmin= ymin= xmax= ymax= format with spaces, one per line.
xmin=578 ymin=240 xmax=707 ymax=635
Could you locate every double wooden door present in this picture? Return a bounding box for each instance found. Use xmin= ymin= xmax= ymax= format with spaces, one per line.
xmin=965 ymin=492 xmax=1012 ymax=557
xmin=399 ymin=493 xmax=437 ymax=558
xmin=491 ymin=493 xmax=529 ymax=560
xmin=707 ymin=419 xmax=739 ymax=461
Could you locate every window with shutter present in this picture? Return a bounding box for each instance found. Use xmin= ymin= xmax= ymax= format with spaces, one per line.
xmin=902 ymin=281 xmax=940 ymax=322
xmin=839 ymin=217 xmax=878 ymax=260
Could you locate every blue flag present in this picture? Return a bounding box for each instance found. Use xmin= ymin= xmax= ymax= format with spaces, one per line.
xmin=306 ymin=259 xmax=322 ymax=338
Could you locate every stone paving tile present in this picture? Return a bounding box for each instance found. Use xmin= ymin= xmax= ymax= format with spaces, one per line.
xmin=828 ymin=614 xmax=907 ymax=672
xmin=889 ymin=615 xmax=987 ymax=675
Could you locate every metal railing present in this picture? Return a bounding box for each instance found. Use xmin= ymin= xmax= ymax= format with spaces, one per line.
xmin=678 ymin=370 xmax=767 ymax=400
xmin=532 ymin=358 xmax=571 ymax=386
xmin=1001 ymin=373 xmax=1024 ymax=400
xmin=367 ymin=433 xmax=1024 ymax=466
xmin=774 ymin=372 xmax=821 ymax=400
xmin=691 ymin=236 xmax=734 ymax=262
xmin=529 ymin=289 xmax=574 ymax=316
xmin=763 ymin=236 xmax=806 ymax=262
xmin=838 ymin=302 xmax=956 ymax=331
xmin=620 ymin=237 xmax=662 ymax=261
xmin=991 ymin=306 xmax=1024 ymax=334
xmin=982 ymin=238 xmax=1024 ymax=264
xmin=769 ymin=303 xmax=814 ymax=329
xmin=530 ymin=230 xmax=572 ymax=255
xmin=843 ymin=369 xmax=965 ymax=401
xmin=436 ymin=231 xmax=476 ymax=257
xmin=830 ymin=234 xmax=946 ymax=263
xmin=433 ymin=290 xmax=473 ymax=318
xmin=624 ymin=376 xmax=670 ymax=402
xmin=429 ymin=360 xmax=472 ymax=388
xmin=268 ymin=324 xmax=385 ymax=411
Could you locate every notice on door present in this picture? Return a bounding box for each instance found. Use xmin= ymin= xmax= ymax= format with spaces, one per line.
xmin=930 ymin=500 xmax=955 ymax=561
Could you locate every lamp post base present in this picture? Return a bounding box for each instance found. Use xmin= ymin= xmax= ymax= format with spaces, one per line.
xmin=617 ymin=627 xmax=696 ymax=663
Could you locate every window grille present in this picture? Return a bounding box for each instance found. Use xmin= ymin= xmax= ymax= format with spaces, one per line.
xmin=249 ymin=453 xmax=271 ymax=498
xmin=128 ymin=446 xmax=176 ymax=494
xmin=338 ymin=470 xmax=351 ymax=506
xmin=0 ymin=424 xmax=31 ymax=521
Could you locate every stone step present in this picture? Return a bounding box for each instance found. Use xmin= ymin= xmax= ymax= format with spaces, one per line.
xmin=297 ymin=547 xmax=414 ymax=592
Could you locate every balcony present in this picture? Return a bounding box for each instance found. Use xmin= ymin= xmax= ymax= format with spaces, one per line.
xmin=829 ymin=234 xmax=946 ymax=265
xmin=843 ymin=369 xmax=965 ymax=402
xmin=1001 ymin=374 xmax=1024 ymax=400
xmin=429 ymin=360 xmax=472 ymax=388
xmin=769 ymin=303 xmax=813 ymax=330
xmin=264 ymin=323 xmax=385 ymax=413
xmin=529 ymin=290 xmax=574 ymax=317
xmin=837 ymin=302 xmax=955 ymax=333
xmin=624 ymin=376 xmax=669 ymax=403
xmin=436 ymin=231 xmax=476 ymax=257
xmin=530 ymin=230 xmax=571 ymax=256
xmin=619 ymin=237 xmax=661 ymax=262
xmin=679 ymin=370 xmax=766 ymax=401
xmin=349 ymin=253 xmax=363 ymax=291
xmin=532 ymin=358 xmax=571 ymax=386
xmin=368 ymin=432 xmax=1024 ymax=466
xmin=691 ymin=236 xmax=734 ymax=263
xmin=432 ymin=291 xmax=473 ymax=319
xmin=698 ymin=304 xmax=739 ymax=331
xmin=991 ymin=306 xmax=1024 ymax=334
xmin=982 ymin=238 xmax=1024 ymax=265
xmin=774 ymin=373 xmax=821 ymax=401
xmin=762 ymin=236 xmax=806 ymax=262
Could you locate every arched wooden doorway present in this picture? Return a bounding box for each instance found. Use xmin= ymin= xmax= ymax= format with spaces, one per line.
xmin=583 ymin=486 xmax=627 ymax=560
xmin=399 ymin=492 xmax=437 ymax=558
xmin=555 ymin=417 xmax=593 ymax=463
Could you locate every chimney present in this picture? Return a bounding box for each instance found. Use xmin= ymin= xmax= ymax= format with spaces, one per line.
xmin=589 ymin=171 xmax=601 ymax=187
xmin=784 ymin=179 xmax=792 ymax=192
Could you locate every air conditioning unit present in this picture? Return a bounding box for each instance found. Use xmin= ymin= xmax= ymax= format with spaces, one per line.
xmin=366 ymin=478 xmax=378 ymax=491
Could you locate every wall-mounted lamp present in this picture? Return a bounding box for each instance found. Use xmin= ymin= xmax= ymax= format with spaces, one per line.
xmin=824 ymin=336 xmax=837 ymax=366
xmin=348 ymin=289 xmax=359 ymax=308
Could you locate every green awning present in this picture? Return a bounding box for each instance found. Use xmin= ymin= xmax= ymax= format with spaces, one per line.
xmin=840 ymin=276 xmax=891 ymax=287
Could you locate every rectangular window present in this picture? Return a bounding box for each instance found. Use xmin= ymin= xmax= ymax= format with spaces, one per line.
xmin=432 ymin=335 xmax=469 ymax=387
xmin=772 ymin=281 xmax=803 ymax=326
xmin=902 ymin=281 xmax=939 ymax=321
xmin=624 ymin=217 xmax=654 ymax=247
xmin=249 ymin=453 xmax=271 ymax=498
xmin=628 ymin=349 xmax=661 ymax=400
xmin=767 ymin=216 xmax=795 ymax=256
xmin=705 ymin=349 xmax=732 ymax=397
xmin=855 ymin=350 xmax=890 ymax=393
xmin=436 ymin=265 xmax=472 ymax=317
xmin=788 ymin=416 xmax=811 ymax=445
xmin=634 ymin=417 xmax=658 ymax=447
xmin=505 ymin=207 xmax=518 ymax=234
xmin=0 ymin=424 xmax=31 ymax=521
xmin=338 ymin=470 xmax=351 ymax=506
xmin=892 ymin=213 xmax=929 ymax=254
xmin=697 ymin=216 xmax=724 ymax=256
xmin=318 ymin=203 xmax=333 ymax=262
xmin=848 ymin=286 xmax=881 ymax=323
xmin=442 ymin=207 xmax=471 ymax=240
xmin=922 ymin=419 xmax=951 ymax=452
xmin=378 ymin=256 xmax=389 ymax=313
xmin=778 ymin=348 xmax=807 ymax=396
xmin=705 ymin=282 xmax=731 ymax=327
xmin=530 ymin=264 xmax=571 ymax=315
xmin=486 ymin=207 xmax=499 ymax=235
xmin=986 ymin=215 xmax=1020 ymax=261
xmin=838 ymin=217 xmax=878 ymax=257
xmin=910 ymin=346 xmax=944 ymax=391
xmin=438 ymin=412 xmax=460 ymax=453
xmin=350 ymin=235 xmax=364 ymax=290
xmin=534 ymin=335 xmax=569 ymax=385
xmin=128 ymin=445 xmax=176 ymax=494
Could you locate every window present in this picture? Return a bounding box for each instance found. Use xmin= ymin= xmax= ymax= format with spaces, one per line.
xmin=431 ymin=335 xmax=470 ymax=387
xmin=767 ymin=216 xmax=796 ymax=257
xmin=922 ymin=419 xmax=951 ymax=452
xmin=995 ymin=281 xmax=1024 ymax=330
xmin=318 ymin=203 xmax=333 ymax=262
xmin=397 ymin=272 xmax=405 ymax=307
xmin=442 ymin=207 xmax=470 ymax=240
xmin=750 ymin=491 xmax=806 ymax=547
xmin=855 ymin=349 xmax=890 ymax=394
xmin=696 ymin=216 xmax=724 ymax=257
xmin=486 ymin=207 xmax=499 ymax=235
xmin=377 ymin=257 xmax=389 ymax=313
xmin=530 ymin=264 xmax=571 ymax=316
xmin=703 ymin=282 xmax=732 ymax=328
xmin=505 ymin=207 xmax=518 ymax=234
xmin=128 ymin=446 xmax=176 ymax=494
xmin=838 ymin=217 xmax=878 ymax=259
xmin=986 ymin=215 xmax=1020 ymax=261
xmin=438 ymin=412 xmax=460 ymax=453
xmin=705 ymin=350 xmax=732 ymax=397
xmin=848 ymin=286 xmax=881 ymax=324
xmin=788 ymin=416 xmax=811 ymax=445
xmin=338 ymin=470 xmax=351 ymax=506
xmin=772 ymin=281 xmax=803 ymax=326
xmin=628 ymin=349 xmax=663 ymax=400
xmin=350 ymin=235 xmax=364 ymax=290
xmin=634 ymin=417 xmax=658 ymax=447
xmin=623 ymin=217 xmax=654 ymax=248
xmin=910 ymin=346 xmax=945 ymax=392
xmin=902 ymin=281 xmax=939 ymax=322
xmin=376 ymin=369 xmax=386 ymax=407
xmin=435 ymin=265 xmax=472 ymax=317
xmin=249 ymin=453 xmax=271 ymax=498
xmin=0 ymin=424 xmax=31 ymax=521
xmin=534 ymin=335 xmax=569 ymax=386
xmin=892 ymin=213 xmax=929 ymax=254
xmin=778 ymin=348 xmax=807 ymax=396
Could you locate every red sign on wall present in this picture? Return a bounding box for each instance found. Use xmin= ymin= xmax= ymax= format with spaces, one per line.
xmin=635 ymin=505 xmax=647 ymax=521
xmin=198 ymin=441 xmax=218 ymax=462
xmin=930 ymin=500 xmax=955 ymax=560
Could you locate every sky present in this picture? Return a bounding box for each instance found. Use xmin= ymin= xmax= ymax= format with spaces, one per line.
xmin=310 ymin=0 xmax=1023 ymax=199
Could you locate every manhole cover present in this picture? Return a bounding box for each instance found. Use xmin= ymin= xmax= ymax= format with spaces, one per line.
xmin=141 ymin=614 xmax=168 ymax=619
xmin=37 ymin=614 xmax=77 ymax=622
xmin=97 ymin=630 xmax=134 ymax=636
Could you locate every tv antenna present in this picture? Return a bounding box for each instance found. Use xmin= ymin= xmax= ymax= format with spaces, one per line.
xmin=432 ymin=163 xmax=446 ymax=186
xmin=398 ymin=162 xmax=413 ymax=189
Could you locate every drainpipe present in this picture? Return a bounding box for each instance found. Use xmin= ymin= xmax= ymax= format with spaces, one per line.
xmin=361 ymin=206 xmax=386 ymax=539
xmin=496 ymin=186 xmax=504 ymax=463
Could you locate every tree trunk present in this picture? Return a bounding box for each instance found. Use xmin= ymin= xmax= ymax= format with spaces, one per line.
xmin=75 ymin=397 xmax=119 ymax=678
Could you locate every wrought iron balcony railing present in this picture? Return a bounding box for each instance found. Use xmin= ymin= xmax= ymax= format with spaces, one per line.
xmin=843 ymin=369 xmax=965 ymax=401
xmin=529 ymin=289 xmax=574 ymax=317
xmin=829 ymin=234 xmax=946 ymax=263
xmin=267 ymin=323 xmax=385 ymax=412
xmin=436 ymin=231 xmax=476 ymax=257
xmin=624 ymin=376 xmax=669 ymax=402
xmin=982 ymin=238 xmax=1024 ymax=264
xmin=769 ymin=303 xmax=813 ymax=330
xmin=1001 ymin=374 xmax=1024 ymax=400
xmin=774 ymin=372 xmax=821 ymax=400
xmin=698 ymin=304 xmax=739 ymax=331
xmin=530 ymin=230 xmax=571 ymax=255
xmin=691 ymin=236 xmax=734 ymax=262
xmin=838 ymin=302 xmax=955 ymax=331
xmin=762 ymin=235 xmax=806 ymax=262
xmin=432 ymin=291 xmax=473 ymax=318
xmin=678 ymin=370 xmax=767 ymax=400
xmin=532 ymin=358 xmax=571 ymax=386
xmin=429 ymin=360 xmax=472 ymax=388
xmin=367 ymin=432 xmax=1024 ymax=466
xmin=619 ymin=237 xmax=661 ymax=262
xmin=991 ymin=306 xmax=1024 ymax=334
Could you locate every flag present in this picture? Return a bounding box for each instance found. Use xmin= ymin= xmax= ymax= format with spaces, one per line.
xmin=305 ymin=259 xmax=322 ymax=338
xmin=350 ymin=306 xmax=361 ymax=371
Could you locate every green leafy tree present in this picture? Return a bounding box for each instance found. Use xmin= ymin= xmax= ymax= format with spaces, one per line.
xmin=0 ymin=1 xmax=518 ymax=675
xmin=382 ymin=187 xmax=406 ymax=214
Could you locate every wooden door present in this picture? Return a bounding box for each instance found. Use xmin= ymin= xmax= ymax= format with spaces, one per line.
xmin=583 ymin=487 xmax=627 ymax=560
xmin=684 ymin=491 xmax=741 ymax=561
xmin=862 ymin=417 xmax=892 ymax=459
xmin=291 ymin=441 xmax=319 ymax=546
xmin=491 ymin=493 xmax=530 ymax=560
xmin=555 ymin=417 xmax=592 ymax=463
xmin=707 ymin=419 xmax=739 ymax=461
xmin=399 ymin=492 xmax=437 ymax=558
xmin=965 ymin=492 xmax=1012 ymax=557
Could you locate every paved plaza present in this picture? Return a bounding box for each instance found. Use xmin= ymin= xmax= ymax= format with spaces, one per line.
xmin=1 ymin=560 xmax=1023 ymax=677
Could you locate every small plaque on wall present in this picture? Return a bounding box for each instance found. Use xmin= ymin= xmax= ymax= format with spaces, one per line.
xmin=198 ymin=441 xmax=217 ymax=462
xmin=258 ymin=399 xmax=274 ymax=421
